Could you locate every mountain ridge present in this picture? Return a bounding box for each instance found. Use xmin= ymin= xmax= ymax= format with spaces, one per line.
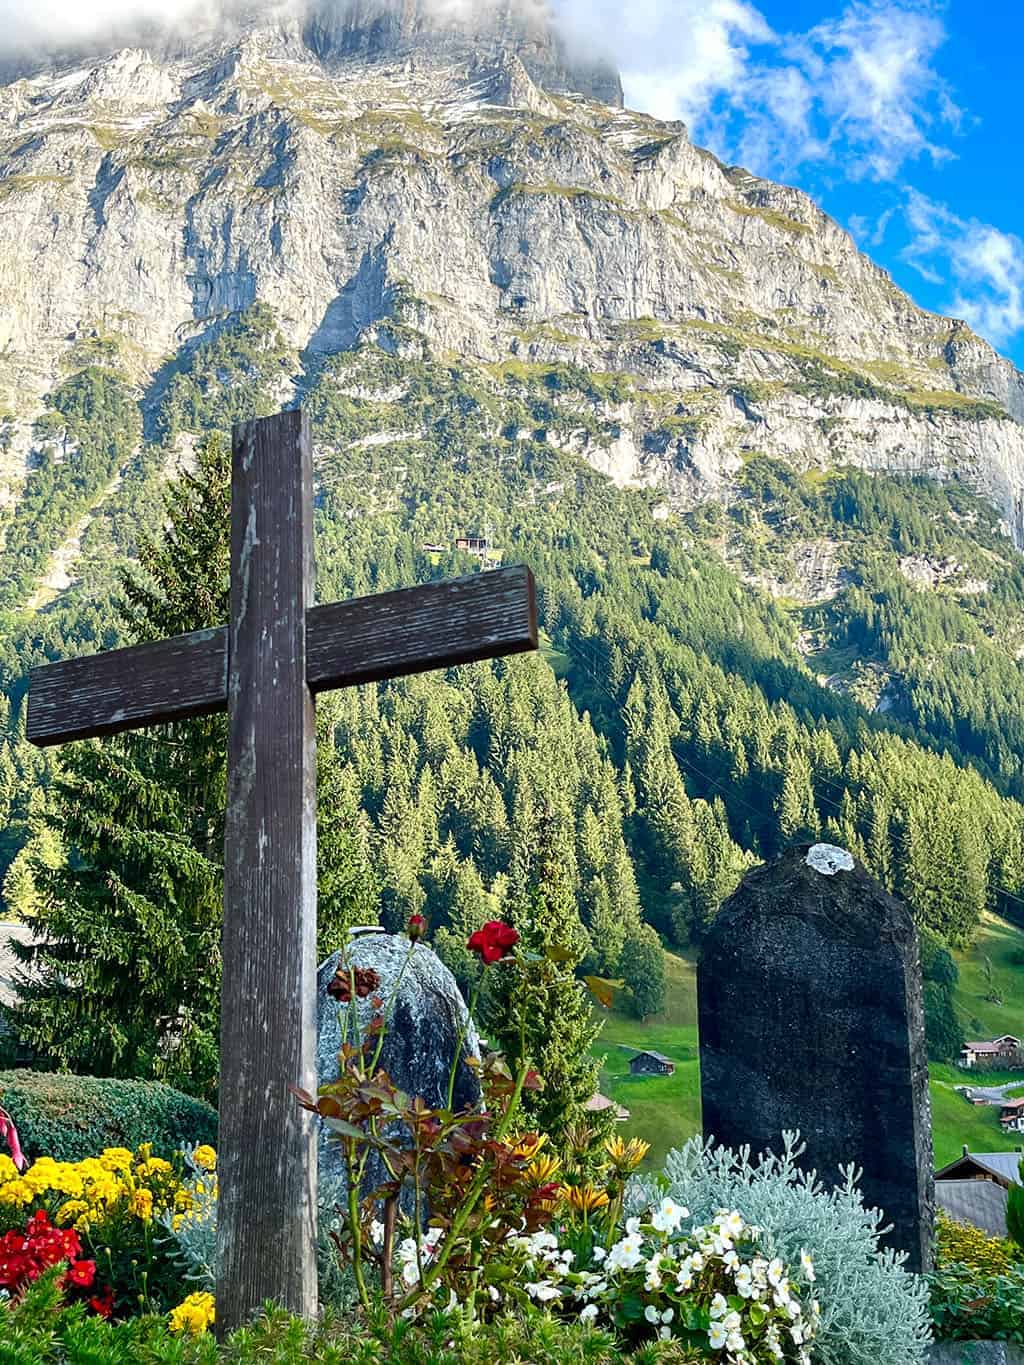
xmin=1 ymin=18 xmax=1022 ymax=544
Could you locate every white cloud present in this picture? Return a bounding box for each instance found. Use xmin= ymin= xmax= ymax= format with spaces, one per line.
xmin=556 ymin=0 xmax=773 ymax=126
xmin=902 ymin=190 xmax=1024 ymax=346
xmin=558 ymin=0 xmax=959 ymax=184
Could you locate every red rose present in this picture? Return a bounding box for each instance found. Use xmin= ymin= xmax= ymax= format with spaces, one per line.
xmin=467 ymin=921 xmax=519 ymax=965
xmin=406 ymin=913 xmax=427 ymax=942
xmin=66 ymin=1259 xmax=96 ymax=1289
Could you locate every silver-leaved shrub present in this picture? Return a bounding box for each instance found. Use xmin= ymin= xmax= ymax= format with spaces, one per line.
xmin=629 ymin=1132 xmax=931 ymax=1365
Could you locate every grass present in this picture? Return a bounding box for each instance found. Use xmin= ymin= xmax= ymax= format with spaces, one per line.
xmin=539 ymin=630 xmax=571 ymax=679
xmin=590 ymin=951 xmax=701 ymax=1170
xmin=586 ymin=919 xmax=1024 ymax=1175
xmin=954 ymin=911 xmax=1024 ymax=1038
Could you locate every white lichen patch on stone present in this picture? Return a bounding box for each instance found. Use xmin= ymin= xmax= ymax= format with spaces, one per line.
xmin=805 ymin=843 xmax=855 ymax=876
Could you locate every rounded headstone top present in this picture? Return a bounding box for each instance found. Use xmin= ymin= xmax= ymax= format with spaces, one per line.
xmin=709 ymin=843 xmax=916 ymax=950
xmin=805 ymin=844 xmax=856 ymax=876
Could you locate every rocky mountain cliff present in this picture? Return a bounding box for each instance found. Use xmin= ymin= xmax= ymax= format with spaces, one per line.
xmin=1 ymin=9 xmax=1023 ymax=544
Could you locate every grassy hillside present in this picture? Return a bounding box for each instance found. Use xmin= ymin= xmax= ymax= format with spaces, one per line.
xmin=590 ymin=951 xmax=700 ymax=1170
xmin=953 ymin=911 xmax=1024 ymax=1040
xmin=594 ymin=923 xmax=1024 ymax=1174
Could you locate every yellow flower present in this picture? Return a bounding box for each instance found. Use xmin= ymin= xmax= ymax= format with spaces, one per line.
xmin=193 ymin=1145 xmax=217 ymax=1172
xmin=130 ymin=1188 xmax=155 ymax=1221
xmin=563 ymin=1184 xmax=611 ymax=1214
xmin=0 ymin=1154 xmax=19 ymax=1182
xmin=511 ymin=1134 xmax=546 ymax=1162
xmin=526 ymin=1154 xmax=562 ymax=1186
xmin=604 ymin=1135 xmax=651 ymax=1173
xmin=169 ymin=1292 xmax=216 ymax=1336
xmin=137 ymin=1156 xmax=173 ymax=1179
xmin=56 ymin=1199 xmax=89 ymax=1226
xmin=0 ymin=1179 xmax=34 ymax=1208
xmin=100 ymin=1148 xmax=134 ymax=1173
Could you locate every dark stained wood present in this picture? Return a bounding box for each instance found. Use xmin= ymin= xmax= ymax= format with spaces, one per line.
xmin=26 ymin=570 xmax=538 ymax=748
xmin=26 ymin=627 xmax=227 ymax=747
xmin=24 ymin=402 xmax=541 ymax=1332
xmin=307 ymin=565 xmax=537 ymax=691
xmin=216 ymin=408 xmax=319 ymax=1334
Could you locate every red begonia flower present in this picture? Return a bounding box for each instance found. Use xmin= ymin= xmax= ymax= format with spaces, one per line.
xmin=67 ymin=1259 xmax=96 ymax=1289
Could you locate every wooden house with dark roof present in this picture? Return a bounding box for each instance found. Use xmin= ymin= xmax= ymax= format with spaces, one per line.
xmin=629 ymin=1050 xmax=675 ymax=1077
xmin=935 ymin=1146 xmax=1023 ymax=1237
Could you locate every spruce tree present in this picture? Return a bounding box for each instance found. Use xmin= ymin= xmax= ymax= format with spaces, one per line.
xmin=481 ymin=808 xmax=601 ymax=1143
xmin=12 ymin=433 xmax=378 ymax=1097
xmin=620 ymin=924 xmax=666 ymax=1021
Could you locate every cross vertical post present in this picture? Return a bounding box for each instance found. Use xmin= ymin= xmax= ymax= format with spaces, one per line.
xmin=216 ymin=409 xmax=319 ymax=1333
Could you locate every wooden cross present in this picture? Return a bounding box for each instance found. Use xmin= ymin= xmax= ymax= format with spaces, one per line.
xmin=26 ymin=408 xmax=538 ymax=1334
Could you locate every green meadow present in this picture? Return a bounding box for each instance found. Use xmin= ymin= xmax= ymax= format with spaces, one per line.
xmin=590 ymin=915 xmax=1024 ymax=1173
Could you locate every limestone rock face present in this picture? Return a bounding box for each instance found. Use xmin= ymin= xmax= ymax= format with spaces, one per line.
xmin=315 ymin=933 xmax=481 ymax=1202
xmin=1 ymin=9 xmax=1024 ymax=540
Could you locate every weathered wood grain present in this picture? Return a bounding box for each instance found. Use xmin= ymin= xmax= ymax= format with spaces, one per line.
xmin=306 ymin=565 xmax=538 ymax=691
xmin=26 ymin=570 xmax=538 ymax=747
xmin=216 ymin=408 xmax=319 ymax=1335
xmin=25 ymin=627 xmax=227 ymax=747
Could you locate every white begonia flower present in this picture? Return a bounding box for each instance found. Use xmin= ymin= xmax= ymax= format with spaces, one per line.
xmin=791 ymin=1324 xmax=805 ymax=1345
xmin=691 ymin=1251 xmax=705 ymax=1271
xmin=561 ymin=1249 xmax=574 ymax=1265
xmin=726 ymin=1331 xmax=745 ymax=1354
xmin=606 ymin=1234 xmax=644 ymax=1272
xmin=767 ymin=1258 xmax=785 ymax=1287
xmin=708 ymin=1321 xmax=728 ymax=1349
xmin=644 ymin=1305 xmax=661 ymax=1324
xmin=723 ymin=1311 xmax=742 ymax=1332
xmin=675 ymin=1267 xmax=693 ymax=1291
xmin=734 ymin=1265 xmax=754 ymax=1297
xmin=487 ymin=1286 xmax=500 ymax=1302
xmin=526 ymin=1281 xmax=561 ymax=1303
xmin=625 ymin=1217 xmax=641 ymax=1236
xmin=800 ymin=1249 xmax=816 ymax=1282
xmin=369 ymin=1220 xmax=385 ymax=1246
xmin=592 ymin=1246 xmax=607 ymax=1263
xmin=401 ymin=1259 xmax=420 ymax=1288
xmin=658 ymin=1326 xmax=672 ymax=1341
xmin=651 ymin=1197 xmax=686 ymax=1234
xmin=398 ymin=1237 xmax=418 ymax=1262
xmin=722 ymin=1248 xmax=740 ymax=1270
xmin=644 ymin=1263 xmax=662 ymax=1292
xmin=580 ymin=1304 xmax=598 ymax=1324
xmin=710 ymin=1292 xmax=728 ymax=1319
xmin=721 ymin=1211 xmax=745 ymax=1239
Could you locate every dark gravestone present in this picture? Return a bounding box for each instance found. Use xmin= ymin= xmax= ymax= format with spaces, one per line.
xmin=316 ymin=931 xmax=482 ymax=1208
xmin=698 ymin=843 xmax=935 ymax=1272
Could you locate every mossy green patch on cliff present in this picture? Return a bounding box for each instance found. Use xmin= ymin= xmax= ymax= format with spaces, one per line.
xmin=0 ymin=173 xmax=71 ymax=201
xmin=490 ymin=181 xmax=625 ymax=213
xmin=727 ymin=199 xmax=814 ymax=236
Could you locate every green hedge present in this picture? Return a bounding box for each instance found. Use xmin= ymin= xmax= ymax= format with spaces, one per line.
xmin=0 ymin=1071 xmax=217 ymax=1163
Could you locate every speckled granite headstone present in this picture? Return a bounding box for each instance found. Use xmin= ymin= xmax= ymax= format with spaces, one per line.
xmin=698 ymin=843 xmax=935 ymax=1272
xmin=316 ymin=930 xmax=481 ymax=1206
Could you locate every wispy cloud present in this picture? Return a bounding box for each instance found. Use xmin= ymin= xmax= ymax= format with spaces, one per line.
xmin=568 ymin=0 xmax=960 ymax=184
xmin=902 ymin=190 xmax=1024 ymax=346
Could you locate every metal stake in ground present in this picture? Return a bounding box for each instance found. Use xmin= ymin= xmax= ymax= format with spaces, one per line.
xmin=26 ymin=407 xmax=538 ymax=1334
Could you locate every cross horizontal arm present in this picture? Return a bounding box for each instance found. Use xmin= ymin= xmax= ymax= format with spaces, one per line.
xmin=26 ymin=626 xmax=229 ymax=747
xmin=26 ymin=566 xmax=538 ymax=748
xmin=306 ymin=565 xmax=537 ymax=692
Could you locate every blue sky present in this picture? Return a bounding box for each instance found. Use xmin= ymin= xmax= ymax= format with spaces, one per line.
xmin=566 ymin=0 xmax=1024 ymax=368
